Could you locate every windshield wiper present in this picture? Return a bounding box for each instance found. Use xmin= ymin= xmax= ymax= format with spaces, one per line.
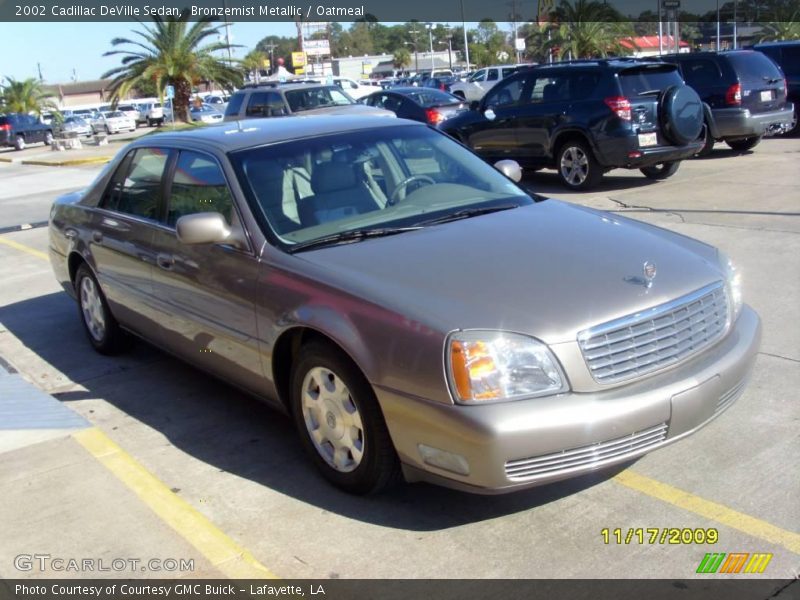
xmin=286 ymin=226 xmax=421 ymax=254
xmin=413 ymin=203 xmax=519 ymax=227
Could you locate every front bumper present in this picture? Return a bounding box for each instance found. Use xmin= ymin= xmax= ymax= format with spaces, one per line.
xmin=376 ymin=306 xmax=761 ymax=494
xmin=711 ymin=104 xmax=795 ymax=139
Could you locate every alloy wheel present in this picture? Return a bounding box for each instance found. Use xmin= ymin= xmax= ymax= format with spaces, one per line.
xmin=560 ymin=146 xmax=589 ymax=186
xmin=80 ymin=276 xmax=106 ymax=342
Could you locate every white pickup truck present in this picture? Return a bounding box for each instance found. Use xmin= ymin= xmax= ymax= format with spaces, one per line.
xmin=449 ymin=65 xmax=532 ymax=102
xmin=136 ymin=101 xmax=165 ymax=126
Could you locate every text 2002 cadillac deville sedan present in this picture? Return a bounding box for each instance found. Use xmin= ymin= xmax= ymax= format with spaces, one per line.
xmin=49 ymin=116 xmax=761 ymax=494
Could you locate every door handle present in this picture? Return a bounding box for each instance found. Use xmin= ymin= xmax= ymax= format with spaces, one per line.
xmin=91 ymin=230 xmax=103 ymax=243
xmin=156 ymin=253 xmax=175 ymax=270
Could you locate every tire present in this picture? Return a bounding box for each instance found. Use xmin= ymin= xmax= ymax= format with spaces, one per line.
xmin=290 ymin=341 xmax=400 ymax=495
xmin=44 ymin=131 xmax=54 ymax=145
xmin=105 ymin=125 xmax=111 ymax=134
xmin=695 ymin=124 xmax=715 ymax=157
xmin=148 ymin=119 xmax=154 ymax=127
xmin=659 ymin=85 xmax=704 ymax=146
xmin=726 ymin=136 xmax=762 ymax=152
xmin=14 ymin=135 xmax=25 ymax=151
xmin=785 ymin=105 xmax=799 ymax=137
xmin=556 ymin=140 xmax=603 ymax=190
xmin=75 ymin=264 xmax=130 ymax=355
xmin=640 ymin=161 xmax=680 ymax=180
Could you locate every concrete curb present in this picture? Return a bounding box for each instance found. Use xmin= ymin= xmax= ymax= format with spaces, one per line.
xmin=21 ymin=155 xmax=113 ymax=167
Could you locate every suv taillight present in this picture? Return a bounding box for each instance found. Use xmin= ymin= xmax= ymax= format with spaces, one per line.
xmin=425 ymin=108 xmax=445 ymax=125
xmin=0 ymin=124 xmax=10 ymax=131
xmin=726 ymin=83 xmax=742 ymax=106
xmin=604 ymin=96 xmax=631 ymax=120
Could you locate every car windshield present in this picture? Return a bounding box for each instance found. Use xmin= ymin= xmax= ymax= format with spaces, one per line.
xmin=108 ymin=111 xmax=125 ymax=118
xmin=229 ymin=125 xmax=532 ymax=248
xmin=285 ymin=87 xmax=354 ymax=112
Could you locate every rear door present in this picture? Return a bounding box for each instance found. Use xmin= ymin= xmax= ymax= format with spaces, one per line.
xmin=618 ymin=64 xmax=685 ymax=147
xmin=726 ymin=51 xmax=787 ymax=113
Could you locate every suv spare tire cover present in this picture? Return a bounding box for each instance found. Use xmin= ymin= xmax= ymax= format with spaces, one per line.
xmin=659 ymin=85 xmax=703 ymax=146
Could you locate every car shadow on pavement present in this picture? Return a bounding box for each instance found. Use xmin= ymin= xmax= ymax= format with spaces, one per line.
xmin=521 ymin=170 xmax=668 ymax=196
xmin=0 ymin=292 xmax=632 ymax=532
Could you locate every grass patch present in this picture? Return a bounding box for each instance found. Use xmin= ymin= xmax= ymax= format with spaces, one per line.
xmin=141 ymin=121 xmax=207 ymax=136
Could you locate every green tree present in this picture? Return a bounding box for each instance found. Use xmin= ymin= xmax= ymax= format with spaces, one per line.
xmin=393 ymin=47 xmax=411 ymax=71
xmin=242 ymin=49 xmax=268 ymax=83
xmin=255 ymin=35 xmax=297 ymax=70
xmin=102 ymin=12 xmax=242 ymax=122
xmin=545 ymin=1 xmax=636 ymax=59
xmin=0 ymin=77 xmax=57 ymax=115
xmin=756 ymin=18 xmax=800 ymax=41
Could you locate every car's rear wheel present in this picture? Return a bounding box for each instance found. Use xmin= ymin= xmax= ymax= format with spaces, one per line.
xmin=726 ymin=136 xmax=762 ymax=152
xmin=75 ymin=264 xmax=129 ymax=355
xmin=14 ymin=135 xmax=25 ymax=151
xmin=290 ymin=341 xmax=400 ymax=495
xmin=640 ymin=161 xmax=681 ymax=180
xmin=105 ymin=125 xmax=111 ymax=134
xmin=556 ymin=141 xmax=603 ymax=190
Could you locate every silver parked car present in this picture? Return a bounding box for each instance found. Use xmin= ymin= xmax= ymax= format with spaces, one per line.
xmin=48 ymin=116 xmax=761 ymax=495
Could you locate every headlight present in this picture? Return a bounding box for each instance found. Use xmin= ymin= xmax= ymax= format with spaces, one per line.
xmin=446 ymin=331 xmax=568 ymax=404
xmin=719 ymin=251 xmax=742 ymax=323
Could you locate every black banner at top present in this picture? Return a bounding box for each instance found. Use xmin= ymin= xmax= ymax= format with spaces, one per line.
xmin=1 ymin=0 xmax=799 ymax=22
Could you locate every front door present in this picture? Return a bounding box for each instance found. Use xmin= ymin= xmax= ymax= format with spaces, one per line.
xmin=147 ymin=149 xmax=265 ymax=392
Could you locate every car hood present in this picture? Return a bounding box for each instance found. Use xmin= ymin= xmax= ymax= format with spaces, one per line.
xmin=294 ymin=200 xmax=723 ymax=344
xmin=301 ymin=104 xmax=395 ymax=117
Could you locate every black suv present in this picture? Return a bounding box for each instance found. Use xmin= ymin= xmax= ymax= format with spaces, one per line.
xmin=659 ymin=50 xmax=794 ymax=154
xmin=751 ymin=41 xmax=800 ymax=136
xmin=0 ymin=113 xmax=54 ymax=151
xmin=439 ymin=59 xmax=704 ymax=190
xmin=223 ymin=82 xmax=390 ymax=122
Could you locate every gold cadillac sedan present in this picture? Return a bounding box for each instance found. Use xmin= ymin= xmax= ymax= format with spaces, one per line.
xmin=49 ymin=116 xmax=761 ymax=494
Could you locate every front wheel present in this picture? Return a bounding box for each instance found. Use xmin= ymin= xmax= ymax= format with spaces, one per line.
xmin=556 ymin=141 xmax=603 ymax=190
xmin=290 ymin=341 xmax=400 ymax=495
xmin=105 ymin=125 xmax=111 ymax=134
xmin=640 ymin=161 xmax=680 ymax=180
xmin=75 ymin=264 xmax=129 ymax=355
xmin=726 ymin=136 xmax=762 ymax=152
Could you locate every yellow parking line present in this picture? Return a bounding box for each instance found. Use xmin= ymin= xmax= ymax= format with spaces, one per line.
xmin=0 ymin=236 xmax=48 ymax=261
xmin=73 ymin=427 xmax=278 ymax=579
xmin=615 ymin=470 xmax=800 ymax=555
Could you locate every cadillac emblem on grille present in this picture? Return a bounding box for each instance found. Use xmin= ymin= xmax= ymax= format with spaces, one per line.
xmin=643 ymin=261 xmax=657 ymax=288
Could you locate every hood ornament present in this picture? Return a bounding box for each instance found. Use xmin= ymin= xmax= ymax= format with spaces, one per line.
xmin=624 ymin=261 xmax=657 ymax=289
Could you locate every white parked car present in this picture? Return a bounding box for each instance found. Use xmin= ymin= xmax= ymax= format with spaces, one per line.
xmin=300 ymin=76 xmax=375 ymax=100
xmin=91 ymin=111 xmax=136 ymax=134
xmin=136 ymin=102 xmax=165 ymax=126
xmin=190 ymin=104 xmax=223 ymax=124
xmin=449 ymin=65 xmax=531 ymax=102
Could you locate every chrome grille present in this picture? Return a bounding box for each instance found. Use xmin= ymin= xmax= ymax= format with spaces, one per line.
xmin=578 ymin=282 xmax=728 ymax=384
xmin=505 ymin=423 xmax=668 ymax=481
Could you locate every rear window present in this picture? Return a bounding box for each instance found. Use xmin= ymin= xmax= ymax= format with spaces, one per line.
xmin=619 ymin=66 xmax=683 ymax=97
xmin=224 ymin=93 xmax=245 ymax=117
xmin=726 ymin=51 xmax=782 ymax=81
xmin=406 ymin=89 xmax=460 ymax=107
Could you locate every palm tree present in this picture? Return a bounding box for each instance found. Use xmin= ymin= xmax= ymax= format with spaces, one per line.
xmin=0 ymin=77 xmax=57 ymax=116
xmin=242 ymin=49 xmax=268 ymax=83
xmin=392 ymin=47 xmax=411 ymax=73
xmin=102 ymin=12 xmax=242 ymax=122
xmin=544 ymin=0 xmax=636 ymax=59
xmin=756 ymin=18 xmax=800 ymax=42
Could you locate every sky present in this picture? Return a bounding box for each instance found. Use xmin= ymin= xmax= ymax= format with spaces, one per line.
xmin=0 ymin=21 xmax=300 ymax=83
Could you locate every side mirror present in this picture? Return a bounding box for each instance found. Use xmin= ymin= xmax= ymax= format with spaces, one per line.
xmin=469 ymin=100 xmax=480 ymax=111
xmin=176 ymin=212 xmax=235 ymax=246
xmin=493 ymin=159 xmax=522 ymax=183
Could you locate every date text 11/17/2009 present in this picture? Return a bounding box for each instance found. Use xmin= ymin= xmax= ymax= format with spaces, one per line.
xmin=601 ymin=528 xmax=719 ymax=545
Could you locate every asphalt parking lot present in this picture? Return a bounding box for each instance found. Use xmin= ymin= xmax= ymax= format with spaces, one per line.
xmin=0 ymin=136 xmax=798 ymax=583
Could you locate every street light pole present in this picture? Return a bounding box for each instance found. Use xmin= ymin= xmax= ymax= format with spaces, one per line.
xmin=460 ymin=0 xmax=470 ymax=70
xmin=426 ymin=23 xmax=434 ymax=73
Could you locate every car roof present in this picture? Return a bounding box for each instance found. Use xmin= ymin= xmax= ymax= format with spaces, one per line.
xmin=237 ymin=82 xmax=335 ymax=92
xmin=751 ymin=40 xmax=800 ymax=48
xmin=128 ymin=115 xmax=423 ymax=153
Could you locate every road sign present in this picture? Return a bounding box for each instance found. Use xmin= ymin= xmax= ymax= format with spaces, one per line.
xmin=291 ymin=51 xmax=307 ymax=67
xmin=662 ymin=0 xmax=680 ymax=8
xmin=165 ymin=85 xmax=175 ymax=100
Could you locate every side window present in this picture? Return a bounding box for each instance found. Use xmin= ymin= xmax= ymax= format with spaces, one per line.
xmin=484 ymin=74 xmax=530 ymax=108
xmin=224 ymin=93 xmax=245 ymax=117
xmin=246 ymin=91 xmax=286 ymax=117
xmin=99 ymin=151 xmax=135 ymax=212
xmin=167 ymin=151 xmax=234 ymax=227
xmin=470 ymin=69 xmax=487 ymax=82
xmin=102 ymin=148 xmax=169 ymax=220
xmin=530 ymin=74 xmax=572 ymax=103
xmin=681 ymin=59 xmax=722 ymax=87
xmin=487 ymin=69 xmax=499 ymax=81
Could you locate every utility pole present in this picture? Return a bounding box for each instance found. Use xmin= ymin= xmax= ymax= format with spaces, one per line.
xmin=409 ymin=23 xmax=420 ymax=73
xmin=658 ymin=0 xmax=663 ymax=55
xmin=733 ymin=0 xmax=738 ymax=49
xmin=37 ymin=62 xmax=43 ymax=81
xmin=716 ymin=0 xmax=720 ymax=51
xmin=460 ymin=0 xmax=470 ymax=70
xmin=426 ymin=23 xmax=434 ymax=73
